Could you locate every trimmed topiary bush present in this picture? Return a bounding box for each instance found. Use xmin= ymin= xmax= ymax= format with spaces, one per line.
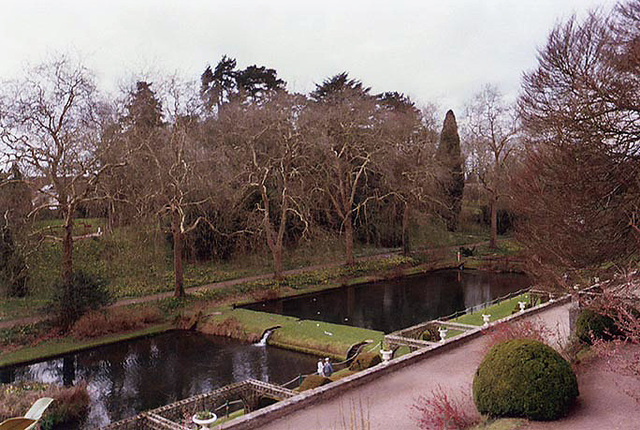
xmin=349 ymin=351 xmax=382 ymax=371
xmin=473 ymin=339 xmax=578 ymax=421
xmin=298 ymin=374 xmax=332 ymax=391
xmin=420 ymin=323 xmax=440 ymax=342
xmin=576 ymin=309 xmax=619 ymax=344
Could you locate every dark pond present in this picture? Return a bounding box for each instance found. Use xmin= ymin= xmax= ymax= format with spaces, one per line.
xmin=244 ymin=270 xmax=531 ymax=333
xmin=0 ymin=331 xmax=318 ymax=429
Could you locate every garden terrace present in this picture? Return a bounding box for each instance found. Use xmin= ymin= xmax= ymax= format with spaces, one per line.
xmin=385 ymin=289 xmax=538 ymax=351
xmin=103 ymin=379 xmax=297 ymax=430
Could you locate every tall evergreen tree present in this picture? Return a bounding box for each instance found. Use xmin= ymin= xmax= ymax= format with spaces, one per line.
xmin=436 ymin=110 xmax=464 ymax=231
xmin=309 ymin=72 xmax=370 ymax=103
xmin=201 ymin=55 xmax=237 ymax=111
xmin=124 ymin=81 xmax=163 ymax=130
xmin=200 ymin=56 xmax=286 ymax=110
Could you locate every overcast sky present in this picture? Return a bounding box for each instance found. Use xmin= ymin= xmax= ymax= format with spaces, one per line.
xmin=0 ymin=0 xmax=616 ymax=115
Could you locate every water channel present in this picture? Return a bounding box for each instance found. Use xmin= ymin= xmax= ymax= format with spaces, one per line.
xmin=1 ymin=270 xmax=530 ymax=428
xmin=1 ymin=331 xmax=318 ymax=429
xmin=244 ymin=270 xmax=531 ymax=333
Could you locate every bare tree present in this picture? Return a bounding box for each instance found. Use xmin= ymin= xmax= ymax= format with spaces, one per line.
xmin=516 ymin=1 xmax=640 ymax=284
xmin=217 ymin=93 xmax=308 ymax=280
xmin=306 ymin=74 xmax=386 ymax=265
xmin=466 ymin=84 xmax=520 ymax=248
xmin=117 ymin=77 xmax=220 ymax=297
xmin=376 ymin=93 xmax=440 ymax=254
xmin=0 ymin=57 xmax=118 ymax=282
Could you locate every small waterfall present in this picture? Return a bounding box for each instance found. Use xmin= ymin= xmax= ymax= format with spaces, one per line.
xmin=254 ymin=328 xmax=277 ymax=346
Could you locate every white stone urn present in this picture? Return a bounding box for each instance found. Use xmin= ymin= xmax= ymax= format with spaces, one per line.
xmin=518 ymin=301 xmax=527 ymax=312
xmin=482 ymin=314 xmax=491 ymax=327
xmin=380 ymin=348 xmax=393 ymax=364
xmin=193 ymin=412 xmax=217 ymax=430
xmin=438 ymin=327 xmax=448 ymax=343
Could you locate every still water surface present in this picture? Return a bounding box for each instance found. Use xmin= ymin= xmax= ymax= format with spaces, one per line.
xmin=244 ymin=270 xmax=531 ymax=333
xmin=1 ymin=332 xmax=318 ymax=429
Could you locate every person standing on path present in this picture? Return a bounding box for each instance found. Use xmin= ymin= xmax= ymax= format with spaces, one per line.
xmin=323 ymin=358 xmax=333 ymax=377
xmin=317 ymin=359 xmax=324 ymax=376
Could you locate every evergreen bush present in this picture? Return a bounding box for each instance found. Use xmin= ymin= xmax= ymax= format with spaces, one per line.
xmin=49 ymin=271 xmax=113 ymax=329
xmin=349 ymin=351 xmax=382 ymax=371
xmin=576 ymin=309 xmax=619 ymax=344
xmin=0 ymin=224 xmax=29 ymax=297
xmin=473 ymin=339 xmax=578 ymax=421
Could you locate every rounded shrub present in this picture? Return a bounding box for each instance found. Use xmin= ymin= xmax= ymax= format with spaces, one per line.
xmin=473 ymin=339 xmax=578 ymax=421
xmin=298 ymin=374 xmax=331 ymax=391
xmin=576 ymin=309 xmax=619 ymax=344
xmin=349 ymin=351 xmax=382 ymax=371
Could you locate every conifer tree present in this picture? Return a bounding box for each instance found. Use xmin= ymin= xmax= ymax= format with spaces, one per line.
xmin=436 ymin=110 xmax=464 ymax=231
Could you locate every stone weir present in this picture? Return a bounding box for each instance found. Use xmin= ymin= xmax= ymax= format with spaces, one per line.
xmin=102 ymin=379 xmax=297 ymax=430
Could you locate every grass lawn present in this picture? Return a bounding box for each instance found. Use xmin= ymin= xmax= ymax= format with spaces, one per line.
xmin=0 ymin=296 xmax=49 ymax=323
xmin=443 ymin=328 xmax=464 ymax=339
xmin=0 ymin=323 xmax=172 ymax=367
xmin=272 ymin=319 xmax=384 ymax=359
xmin=210 ymin=409 xmax=245 ymax=426
xmin=34 ymin=217 xmax=105 ymax=232
xmin=450 ymin=293 xmax=530 ymax=326
xmin=200 ymin=308 xmax=384 ymax=360
xmin=201 ymin=307 xmax=300 ymax=340
xmin=4 ymin=212 xmax=499 ymax=325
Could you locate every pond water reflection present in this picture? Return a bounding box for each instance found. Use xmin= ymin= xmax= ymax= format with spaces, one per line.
xmin=1 ymin=332 xmax=318 ymax=429
xmin=244 ymin=270 xmax=531 ymax=333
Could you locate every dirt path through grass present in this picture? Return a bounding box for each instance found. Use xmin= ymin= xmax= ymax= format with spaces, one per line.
xmin=1 ymin=242 xmax=490 ymax=330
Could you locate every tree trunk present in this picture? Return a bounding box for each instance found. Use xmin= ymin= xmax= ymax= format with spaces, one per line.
xmin=273 ymin=246 xmax=283 ymax=281
xmin=107 ymin=200 xmax=114 ymax=233
xmin=62 ymin=219 xmax=73 ymax=283
xmin=490 ymin=195 xmax=498 ymax=249
xmin=172 ymin=209 xmax=185 ymax=297
xmin=261 ymin=186 xmax=285 ymax=282
xmin=345 ymin=211 xmax=355 ymax=265
xmin=402 ymin=202 xmax=410 ymax=256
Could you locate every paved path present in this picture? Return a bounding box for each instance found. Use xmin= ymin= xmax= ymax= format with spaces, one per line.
xmin=259 ymin=303 xmax=573 ymax=430
xmin=524 ymin=343 xmax=640 ymax=430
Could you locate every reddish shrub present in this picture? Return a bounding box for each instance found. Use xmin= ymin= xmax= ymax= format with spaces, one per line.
xmin=578 ymin=271 xmax=640 ymax=400
xmin=70 ymin=305 xmax=163 ymax=338
xmin=0 ymin=381 xmax=89 ymax=426
xmin=251 ymin=286 xmax=280 ymax=302
xmin=46 ymin=383 xmax=90 ymax=425
xmin=483 ymin=318 xmax=555 ymax=352
xmin=592 ymin=339 xmax=640 ymax=403
xmin=411 ymin=385 xmax=479 ymax=430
